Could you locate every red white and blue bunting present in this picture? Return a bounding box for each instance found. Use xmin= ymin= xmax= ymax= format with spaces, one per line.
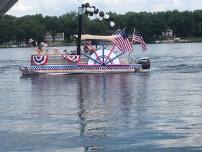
xmin=63 ymin=54 xmax=80 ymax=62
xmin=32 ymin=55 xmax=48 ymax=66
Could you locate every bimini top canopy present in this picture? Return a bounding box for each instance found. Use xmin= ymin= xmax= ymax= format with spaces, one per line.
xmin=0 ymin=0 xmax=18 ymax=16
xmin=78 ymin=34 xmax=116 ymax=42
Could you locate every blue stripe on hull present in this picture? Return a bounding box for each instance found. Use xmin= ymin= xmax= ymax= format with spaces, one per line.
xmin=20 ymin=64 xmax=142 ymax=75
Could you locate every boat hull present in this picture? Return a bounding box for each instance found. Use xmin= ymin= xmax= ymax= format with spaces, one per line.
xmin=20 ymin=64 xmax=142 ymax=75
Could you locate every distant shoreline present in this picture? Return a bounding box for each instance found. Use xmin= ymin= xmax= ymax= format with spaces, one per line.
xmin=155 ymin=37 xmax=202 ymax=44
xmin=0 ymin=43 xmax=75 ymax=49
xmin=1 ymin=38 xmax=202 ymax=49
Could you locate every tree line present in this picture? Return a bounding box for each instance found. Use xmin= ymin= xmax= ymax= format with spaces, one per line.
xmin=0 ymin=9 xmax=202 ymax=44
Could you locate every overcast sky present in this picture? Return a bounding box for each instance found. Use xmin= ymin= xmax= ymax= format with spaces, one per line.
xmin=7 ymin=0 xmax=202 ymax=17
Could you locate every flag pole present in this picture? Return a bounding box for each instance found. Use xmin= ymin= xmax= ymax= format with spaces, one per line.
xmin=132 ymin=27 xmax=136 ymax=43
xmin=133 ymin=28 xmax=135 ymax=35
xmin=77 ymin=7 xmax=83 ymax=55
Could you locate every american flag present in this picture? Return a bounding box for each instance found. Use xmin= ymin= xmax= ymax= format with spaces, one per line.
xmin=113 ymin=30 xmax=133 ymax=52
xmin=132 ymin=34 xmax=147 ymax=52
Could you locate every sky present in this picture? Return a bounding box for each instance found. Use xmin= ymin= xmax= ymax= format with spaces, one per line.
xmin=7 ymin=0 xmax=202 ymax=17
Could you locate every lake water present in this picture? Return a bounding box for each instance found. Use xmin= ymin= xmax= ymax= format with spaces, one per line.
xmin=0 ymin=43 xmax=202 ymax=152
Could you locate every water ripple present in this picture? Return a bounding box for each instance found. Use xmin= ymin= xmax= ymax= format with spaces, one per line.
xmin=0 ymin=44 xmax=202 ymax=151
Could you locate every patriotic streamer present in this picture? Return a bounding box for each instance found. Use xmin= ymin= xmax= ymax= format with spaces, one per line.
xmin=32 ymin=55 xmax=48 ymax=65
xmin=63 ymin=54 xmax=80 ymax=62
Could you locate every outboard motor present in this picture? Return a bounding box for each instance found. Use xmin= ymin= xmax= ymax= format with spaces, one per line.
xmin=137 ymin=58 xmax=150 ymax=69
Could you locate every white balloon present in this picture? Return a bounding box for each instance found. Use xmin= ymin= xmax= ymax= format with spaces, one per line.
xmin=90 ymin=8 xmax=94 ymax=12
xmin=104 ymin=14 xmax=110 ymax=19
xmin=99 ymin=16 xmax=103 ymax=21
xmin=96 ymin=14 xmax=100 ymax=19
xmin=86 ymin=7 xmax=91 ymax=12
xmin=110 ymin=21 xmax=115 ymax=27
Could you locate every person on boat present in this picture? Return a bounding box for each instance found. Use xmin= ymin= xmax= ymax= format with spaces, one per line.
xmin=34 ymin=47 xmax=41 ymax=55
xmin=34 ymin=42 xmax=48 ymax=55
xmin=83 ymin=41 xmax=94 ymax=55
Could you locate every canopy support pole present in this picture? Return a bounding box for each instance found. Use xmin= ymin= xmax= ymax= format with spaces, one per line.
xmin=77 ymin=7 xmax=83 ymax=55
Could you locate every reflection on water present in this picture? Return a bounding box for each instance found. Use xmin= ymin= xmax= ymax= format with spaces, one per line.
xmin=29 ymin=73 xmax=152 ymax=151
xmin=23 ymin=73 xmax=201 ymax=151
xmin=0 ymin=44 xmax=202 ymax=151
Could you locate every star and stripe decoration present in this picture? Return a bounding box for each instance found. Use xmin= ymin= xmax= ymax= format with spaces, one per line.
xmin=132 ymin=33 xmax=147 ymax=52
xmin=113 ymin=29 xmax=133 ymax=52
xmin=81 ymin=3 xmax=115 ymax=28
xmin=32 ymin=55 xmax=48 ymax=66
xmin=63 ymin=54 xmax=80 ymax=62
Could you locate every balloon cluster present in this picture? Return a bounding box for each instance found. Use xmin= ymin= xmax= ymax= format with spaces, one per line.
xmin=81 ymin=3 xmax=115 ymax=28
